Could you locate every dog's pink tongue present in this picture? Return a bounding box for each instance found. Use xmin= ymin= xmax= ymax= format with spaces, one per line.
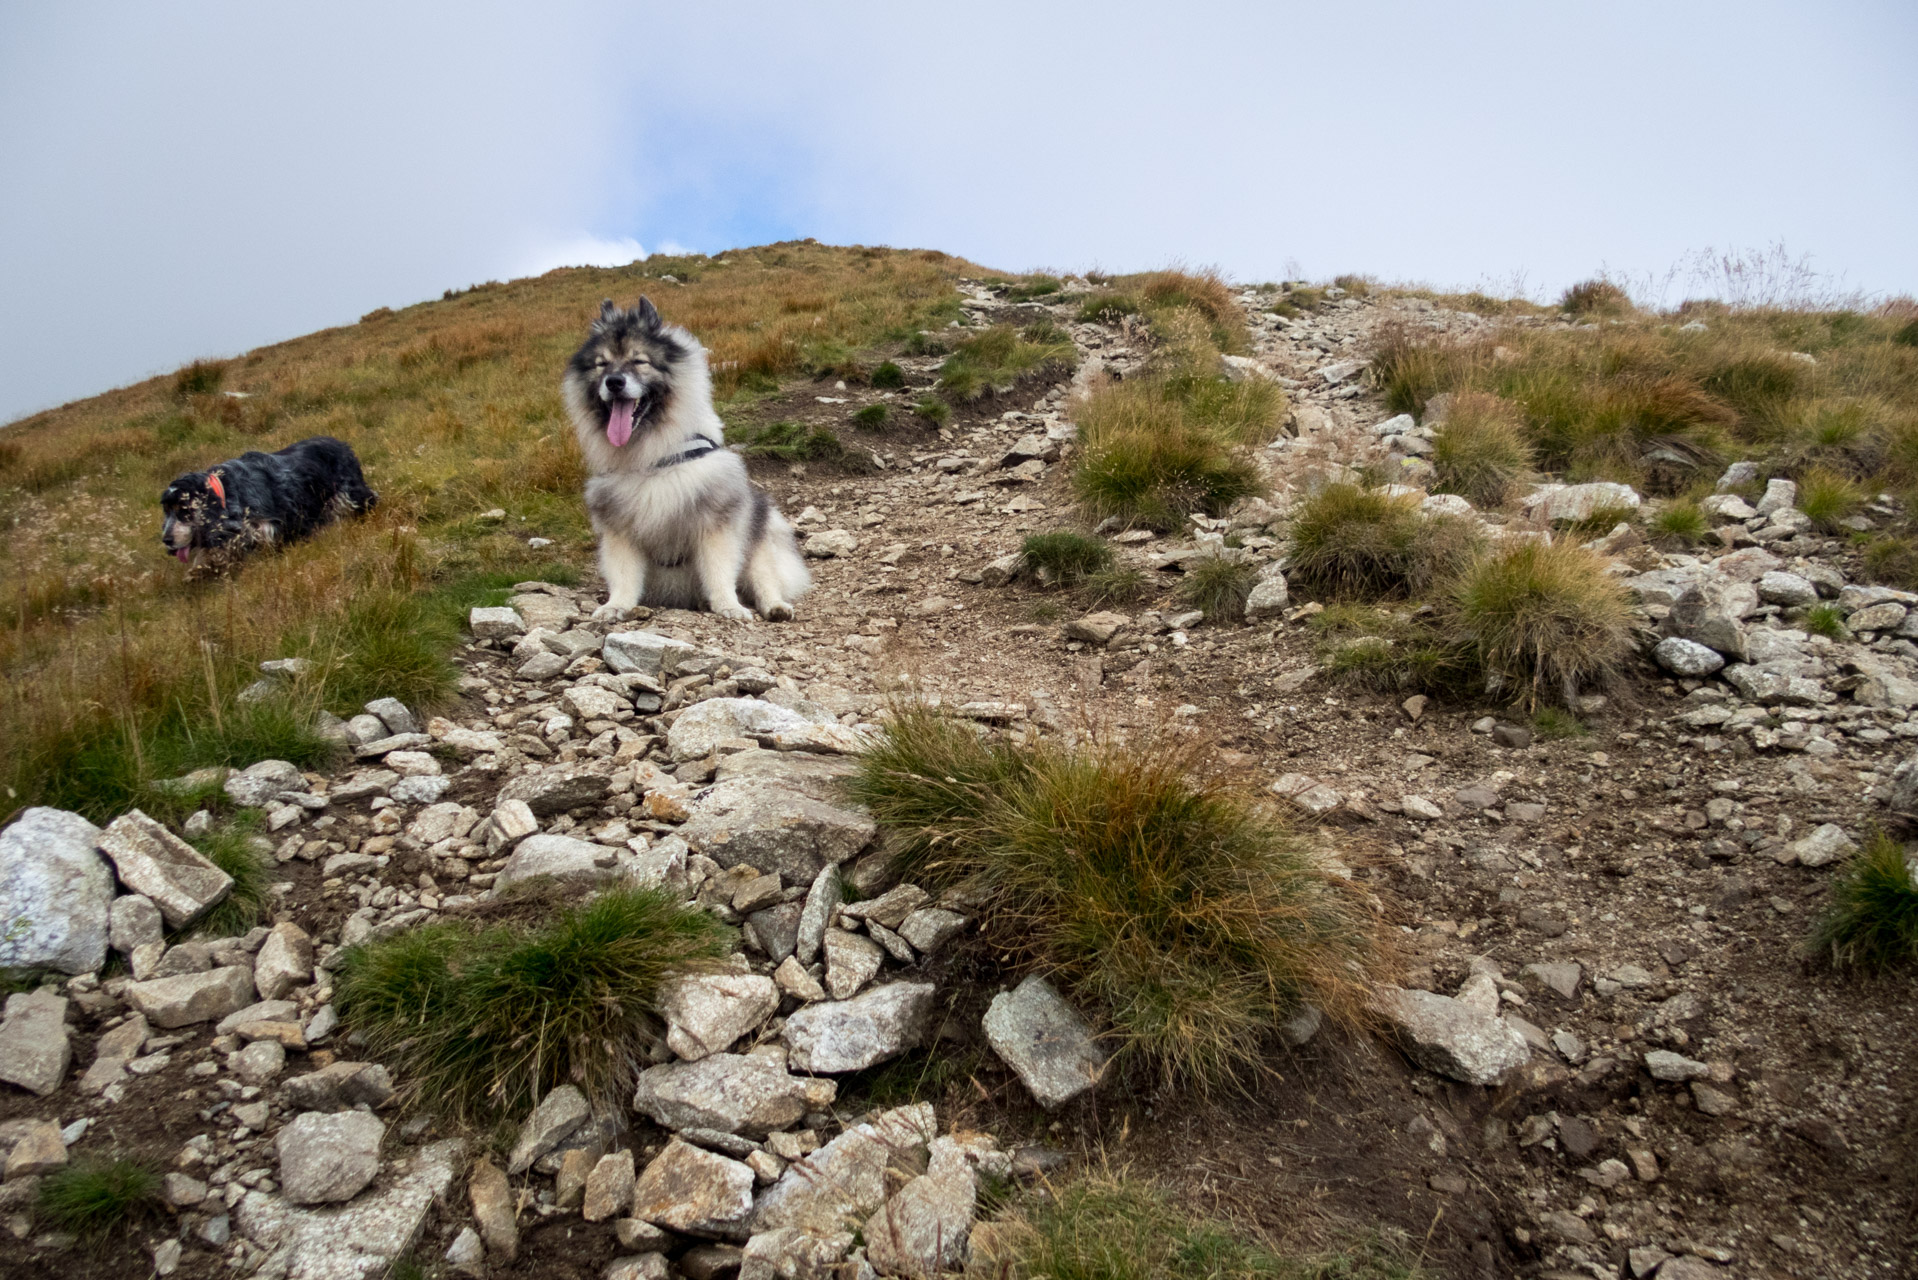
xmin=606 ymin=400 xmax=636 ymax=448
xmin=175 ymin=548 xmax=190 ymax=564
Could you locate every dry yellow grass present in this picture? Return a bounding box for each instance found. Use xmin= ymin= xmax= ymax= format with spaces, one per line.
xmin=0 ymin=240 xmax=994 ymax=814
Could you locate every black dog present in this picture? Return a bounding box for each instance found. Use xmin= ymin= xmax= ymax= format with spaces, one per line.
xmin=160 ymin=436 xmax=377 ymax=568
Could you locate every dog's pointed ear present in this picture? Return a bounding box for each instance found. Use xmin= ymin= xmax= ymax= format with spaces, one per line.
xmin=634 ymin=296 xmax=662 ymax=330
xmin=593 ymin=298 xmax=621 ymax=330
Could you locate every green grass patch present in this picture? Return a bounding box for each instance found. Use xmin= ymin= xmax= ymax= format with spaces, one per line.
xmin=1803 ymin=602 xmax=1849 ymax=640
xmin=1796 ymin=467 xmax=1863 ymax=530
xmin=975 ymin=1172 xmax=1424 ymax=1280
xmin=335 ymin=886 xmax=731 ymax=1120
xmin=1863 ymin=535 xmax=1918 ymax=589
xmin=869 ymin=361 xmax=906 ymax=389
xmin=912 ymin=396 xmax=951 ymax=426
xmin=1286 ymin=484 xmax=1482 ymax=600
xmin=1807 ymin=833 xmax=1918 ymax=971
xmin=937 ymin=324 xmax=1075 ymax=401
xmin=845 ymin=710 xmax=1390 ymax=1090
xmin=1084 ymin=563 xmax=1151 ymax=608
xmin=37 ymin=1158 xmax=162 ymax=1241
xmin=1078 ymin=293 xmax=1141 ymax=324
xmin=1178 ymin=556 xmax=1258 ymax=624
xmin=1648 ymin=499 xmax=1708 ymax=546
xmin=190 ymin=812 xmax=273 ymax=937
xmin=1531 ymin=707 xmax=1589 ymax=739
xmin=726 ymin=421 xmax=870 ymax=471
xmin=851 ymin=404 xmax=889 ymax=429
xmin=1021 ymin=531 xmax=1114 ymax=585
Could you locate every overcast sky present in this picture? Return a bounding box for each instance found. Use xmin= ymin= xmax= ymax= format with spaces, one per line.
xmin=3 ymin=1 xmax=1914 ymax=424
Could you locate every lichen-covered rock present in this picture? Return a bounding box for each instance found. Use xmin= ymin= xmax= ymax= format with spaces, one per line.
xmin=96 ymin=809 xmax=234 ymax=930
xmin=124 ymin=965 xmax=257 ymax=1029
xmin=631 ymin=1139 xmax=755 ymax=1237
xmin=680 ymin=781 xmax=876 ymax=884
xmin=783 ymin=982 xmax=934 ymax=1073
xmin=982 ymin=976 xmax=1108 ymax=1109
xmin=749 ymin=1103 xmax=937 ymax=1235
xmin=0 ymin=807 xmax=112 ymax=975
xmin=276 ymin=1110 xmax=385 ymax=1205
xmin=0 ymin=991 xmax=71 ymax=1096
xmin=659 ymin=973 xmax=780 ymax=1061
xmin=1380 ymin=986 xmax=1530 ymax=1086
xmin=632 ymin=1054 xmax=833 ymax=1136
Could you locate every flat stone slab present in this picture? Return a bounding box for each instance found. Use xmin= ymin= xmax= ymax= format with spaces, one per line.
xmin=632 ymin=1054 xmax=833 ymax=1137
xmin=125 ymin=965 xmax=258 ymax=1029
xmin=0 ymin=991 xmax=71 ymax=1096
xmin=982 ymin=976 xmax=1108 ymax=1109
xmin=236 ymin=1138 xmax=464 ymax=1280
xmin=783 ymin=982 xmax=934 ymax=1074
xmin=97 ymin=809 xmax=233 ymax=929
xmin=750 ymin=1103 xmax=937 ymax=1236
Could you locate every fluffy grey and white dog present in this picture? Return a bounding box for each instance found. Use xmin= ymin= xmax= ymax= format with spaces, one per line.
xmin=561 ymin=296 xmax=810 ymax=622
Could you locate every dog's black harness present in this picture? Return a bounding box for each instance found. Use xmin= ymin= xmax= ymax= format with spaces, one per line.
xmin=652 ymin=439 xmax=722 ymax=470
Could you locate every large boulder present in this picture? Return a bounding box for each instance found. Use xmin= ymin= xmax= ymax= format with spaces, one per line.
xmin=1523 ymin=482 xmax=1641 ymax=523
xmin=680 ymin=782 xmax=876 ymax=884
xmin=783 ymin=982 xmax=934 ymax=1073
xmin=0 ymin=808 xmax=112 ymax=975
xmin=224 ymin=759 xmax=309 ymax=807
xmin=632 ymin=1053 xmax=834 ymax=1136
xmin=96 ymin=809 xmax=233 ymax=930
xmin=982 ymin=976 xmax=1108 ymax=1109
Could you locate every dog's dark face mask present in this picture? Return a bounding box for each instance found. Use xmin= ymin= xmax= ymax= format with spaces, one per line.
xmin=159 ymin=474 xmax=235 ymax=560
xmin=567 ymin=296 xmax=690 ymax=448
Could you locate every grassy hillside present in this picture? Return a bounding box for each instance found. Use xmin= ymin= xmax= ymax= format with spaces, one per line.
xmin=0 ymin=240 xmax=983 ymax=818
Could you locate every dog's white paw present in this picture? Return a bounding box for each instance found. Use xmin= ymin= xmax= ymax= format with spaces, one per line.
xmin=762 ymin=602 xmax=794 ymax=622
xmin=591 ymin=603 xmax=637 ymax=623
xmin=713 ymin=604 xmax=754 ymax=624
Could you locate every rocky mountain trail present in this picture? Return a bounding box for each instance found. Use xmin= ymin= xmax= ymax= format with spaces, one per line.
xmin=1 ymin=280 xmax=1913 ymax=1279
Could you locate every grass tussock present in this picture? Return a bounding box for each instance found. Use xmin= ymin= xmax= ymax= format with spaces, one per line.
xmin=1863 ymin=535 xmax=1918 ymax=589
xmin=1429 ymin=392 xmax=1532 ymax=507
xmin=1647 ymin=499 xmax=1708 ymax=546
xmin=938 ymin=323 xmax=1075 ymax=401
xmin=1179 ymin=555 xmax=1259 ymax=624
xmin=1795 ymin=467 xmax=1863 ymax=530
xmin=189 ymin=813 xmax=273 ymax=936
xmin=1286 ymin=484 xmax=1482 ymax=600
xmin=974 ymin=1172 xmax=1424 ymax=1280
xmin=845 ymin=710 xmax=1392 ymax=1091
xmin=1370 ymin=300 xmax=1918 ymax=496
xmin=727 ymin=420 xmax=870 ymax=470
xmin=37 ymin=1158 xmax=162 ymax=1241
xmin=1802 ymin=603 xmax=1849 ymax=641
xmin=335 ymin=886 xmax=731 ymax=1120
xmin=1807 ymin=833 xmax=1918 ymax=972
xmin=1559 ymin=278 xmax=1634 ymax=317
xmin=1021 ymin=532 xmax=1114 ymax=586
xmin=1 ymin=240 xmax=989 ymax=820
xmin=1452 ymin=539 xmax=1634 ymax=707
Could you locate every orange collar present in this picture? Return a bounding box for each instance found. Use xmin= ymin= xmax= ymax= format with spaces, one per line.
xmin=207 ymin=472 xmax=226 ymax=509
